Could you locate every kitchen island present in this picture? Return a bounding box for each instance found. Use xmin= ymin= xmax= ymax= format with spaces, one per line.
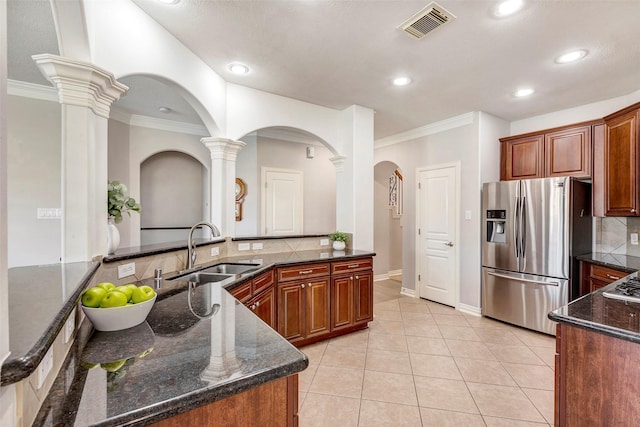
xmin=549 ymin=273 xmax=640 ymax=426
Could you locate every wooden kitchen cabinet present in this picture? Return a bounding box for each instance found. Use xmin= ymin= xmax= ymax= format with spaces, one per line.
xmin=602 ymin=103 xmax=640 ymax=216
xmin=331 ymin=258 xmax=374 ymax=331
xmin=248 ymin=287 xmax=276 ymax=328
xmin=500 ymin=121 xmax=597 ymax=181
xmin=230 ymin=270 xmax=277 ymax=328
xmin=580 ymin=261 xmax=629 ymax=296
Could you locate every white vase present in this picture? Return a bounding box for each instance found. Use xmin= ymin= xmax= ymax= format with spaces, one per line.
xmin=107 ymin=217 xmax=120 ymax=255
xmin=332 ymin=240 xmax=346 ymax=251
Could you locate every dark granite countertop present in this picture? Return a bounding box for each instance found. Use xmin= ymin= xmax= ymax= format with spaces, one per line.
xmin=1 ymin=261 xmax=100 ymax=386
xmin=549 ymin=272 xmax=640 ymax=344
xmin=102 ymin=237 xmax=226 ymax=263
xmin=576 ymin=252 xmax=640 ymax=274
xmin=30 ymin=248 xmax=374 ymax=426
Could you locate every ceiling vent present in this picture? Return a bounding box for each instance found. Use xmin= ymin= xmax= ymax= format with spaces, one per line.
xmin=398 ymin=2 xmax=456 ymax=40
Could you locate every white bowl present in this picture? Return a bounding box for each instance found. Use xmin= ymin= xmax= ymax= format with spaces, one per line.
xmin=81 ymin=296 xmax=156 ymax=332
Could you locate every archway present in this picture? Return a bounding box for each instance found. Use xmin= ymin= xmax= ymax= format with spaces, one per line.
xmin=374 ymin=161 xmax=404 ymax=284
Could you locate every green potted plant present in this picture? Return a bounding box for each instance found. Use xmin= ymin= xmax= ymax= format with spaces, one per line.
xmin=328 ymin=231 xmax=348 ymax=251
xmin=107 ymin=181 xmax=141 ymax=254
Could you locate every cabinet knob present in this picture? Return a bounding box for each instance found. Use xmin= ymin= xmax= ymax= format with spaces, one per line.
xmin=632 ymin=209 xmax=637 ymax=213
xmin=355 ymin=275 xmax=359 ymax=280
xmin=255 ymin=301 xmax=260 ymax=307
xmin=301 ymin=283 xmax=305 ymax=289
xmin=350 ymin=276 xmax=353 ymax=281
xmin=308 ymin=282 xmax=312 ymax=287
xmin=250 ymin=304 xmax=256 ymax=310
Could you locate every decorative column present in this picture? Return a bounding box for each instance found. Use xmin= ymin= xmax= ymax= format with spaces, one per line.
xmin=201 ymin=138 xmax=246 ymax=236
xmin=330 ymin=155 xmax=348 ymax=231
xmin=33 ymin=54 xmax=127 ymax=262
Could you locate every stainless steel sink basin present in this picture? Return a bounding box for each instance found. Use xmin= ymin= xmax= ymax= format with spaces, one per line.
xmin=201 ymin=263 xmax=260 ymax=275
xmin=170 ymin=272 xmax=232 ymax=284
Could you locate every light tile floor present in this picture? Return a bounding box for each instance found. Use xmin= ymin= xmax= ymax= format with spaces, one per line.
xmin=298 ymin=279 xmax=555 ymax=426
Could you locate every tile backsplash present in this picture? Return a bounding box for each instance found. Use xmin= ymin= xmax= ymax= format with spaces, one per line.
xmin=595 ymin=217 xmax=640 ymax=257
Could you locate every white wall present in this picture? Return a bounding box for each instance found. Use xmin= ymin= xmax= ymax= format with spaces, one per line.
xmin=373 ymin=161 xmax=403 ymax=276
xmin=7 ymin=95 xmax=61 ymax=267
xmin=236 ymin=134 xmax=258 ymax=236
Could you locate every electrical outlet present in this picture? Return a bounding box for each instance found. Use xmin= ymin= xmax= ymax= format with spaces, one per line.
xmin=37 ymin=347 xmax=54 ymax=389
xmin=320 ymin=238 xmax=329 ymax=246
xmin=238 ymin=243 xmax=250 ymax=251
xmin=64 ymin=310 xmax=76 ymax=343
xmin=211 ymin=246 xmax=220 ymax=256
xmin=632 ymin=233 xmax=639 ymax=245
xmin=252 ymin=243 xmax=263 ymax=250
xmin=118 ymin=262 xmax=135 ymax=279
xmin=464 ymin=210 xmax=472 ymax=220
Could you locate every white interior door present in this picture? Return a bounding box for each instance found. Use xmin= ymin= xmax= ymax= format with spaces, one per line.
xmin=417 ymin=164 xmax=459 ymax=307
xmin=262 ymin=168 xmax=303 ymax=235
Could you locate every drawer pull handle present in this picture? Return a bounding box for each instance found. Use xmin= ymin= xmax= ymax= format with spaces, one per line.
xmin=348 ymin=264 xmax=359 ymax=268
xmin=606 ymin=274 xmax=621 ymax=280
xmin=300 ymin=269 xmax=313 ymax=274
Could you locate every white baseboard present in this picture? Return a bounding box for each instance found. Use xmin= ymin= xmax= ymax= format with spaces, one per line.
xmin=457 ymin=303 xmax=481 ymax=317
xmin=400 ymin=287 xmax=416 ymax=298
xmin=388 ymin=269 xmax=402 ymax=278
xmin=374 ymin=274 xmax=390 ymax=281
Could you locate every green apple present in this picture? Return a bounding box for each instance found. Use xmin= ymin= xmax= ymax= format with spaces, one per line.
xmin=81 ymin=286 xmax=107 ymax=308
xmin=114 ymin=285 xmax=134 ymax=301
xmin=136 ymin=347 xmax=154 ymax=358
xmin=125 ymin=284 xmax=138 ymax=294
xmin=99 ymin=290 xmax=129 ymax=308
xmin=100 ymin=359 xmax=126 ymax=372
xmin=80 ymin=361 xmax=99 ymax=370
xmin=131 ymin=285 xmax=156 ymax=304
xmin=96 ymin=282 xmax=116 ymax=292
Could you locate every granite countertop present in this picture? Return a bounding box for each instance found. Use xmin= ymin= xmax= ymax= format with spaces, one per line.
xmin=30 ymin=248 xmax=374 ymax=426
xmin=1 ymin=261 xmax=100 ymax=385
xmin=576 ymin=252 xmax=640 ymax=274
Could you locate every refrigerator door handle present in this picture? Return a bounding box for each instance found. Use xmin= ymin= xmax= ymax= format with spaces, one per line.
xmin=487 ymin=271 xmax=560 ymax=287
xmin=514 ymin=195 xmax=520 ymax=263
xmin=521 ymin=195 xmax=526 ymax=261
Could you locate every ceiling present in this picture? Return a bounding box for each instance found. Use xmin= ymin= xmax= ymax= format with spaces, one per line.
xmin=8 ymin=0 xmax=640 ymax=140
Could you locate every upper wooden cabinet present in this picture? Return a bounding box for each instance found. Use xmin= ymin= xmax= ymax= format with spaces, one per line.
xmin=601 ymin=103 xmax=640 ymax=216
xmin=500 ymin=122 xmax=595 ymax=181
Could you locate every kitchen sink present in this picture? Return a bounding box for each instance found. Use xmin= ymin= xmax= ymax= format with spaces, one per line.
xmin=169 ymin=272 xmax=233 ymax=284
xmin=201 ymin=263 xmax=260 ymax=275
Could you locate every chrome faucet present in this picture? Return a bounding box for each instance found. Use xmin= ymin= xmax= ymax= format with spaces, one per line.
xmin=187 ymin=221 xmax=221 ymax=270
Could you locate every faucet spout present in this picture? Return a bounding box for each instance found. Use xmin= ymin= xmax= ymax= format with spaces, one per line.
xmin=187 ymin=221 xmax=221 ymax=270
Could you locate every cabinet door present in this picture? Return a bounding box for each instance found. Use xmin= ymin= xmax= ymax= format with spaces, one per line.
xmin=277 ymin=282 xmax=305 ymax=343
xmin=354 ymin=272 xmax=374 ymax=325
xmin=544 ymin=125 xmax=591 ymax=178
xmin=331 ymin=275 xmax=354 ymax=331
xmin=305 ymin=278 xmax=331 ymax=339
xmin=501 ymin=135 xmax=544 ymax=180
xmin=605 ymin=110 xmax=639 ymax=216
xmin=250 ymin=287 xmax=276 ymax=329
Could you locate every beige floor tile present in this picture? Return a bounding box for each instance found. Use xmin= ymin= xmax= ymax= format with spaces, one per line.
xmin=512 ymin=329 xmax=556 ymax=348
xmin=300 ymin=341 xmax=328 ymax=365
xmin=522 ymin=388 xmax=554 ymax=424
xmin=368 ymin=318 xmax=405 ymax=335
xmin=365 ymin=349 xmax=412 ymax=374
xmin=483 ymin=416 xmax=549 ymax=426
xmin=299 ymin=391 xmax=307 ymax=408
xmin=298 ymin=363 xmax=318 ymax=393
xmin=367 ymin=333 xmax=408 ymax=352
xmin=403 ymin=322 xmax=443 ymax=338
xmin=433 ymin=314 xmax=471 ymax=327
xmin=299 ymin=393 xmax=360 ymax=427
xmin=419 ymin=407 xmax=486 ymax=426
xmin=425 ymin=302 xmax=459 ymax=314
xmin=320 ymin=345 xmax=367 ymax=369
xmin=308 ymin=365 xmax=364 ymax=398
xmin=358 ymin=400 xmax=421 ymax=426
xmin=474 ymin=327 xmax=525 ymax=345
xmin=454 ymin=358 xmax=517 ymax=386
xmin=373 ymin=309 xmax=403 ymax=321
xmin=529 ymin=345 xmax=556 ymax=368
xmin=466 ymin=382 xmax=546 ymax=423
xmin=410 ymin=353 xmax=462 ymax=380
xmin=361 ymin=370 xmax=418 ymax=406
xmin=400 ymin=302 xmax=430 ymax=313
xmin=398 ymin=295 xmax=425 ymax=305
xmin=464 ymin=315 xmax=511 ymax=329
xmin=401 ymin=311 xmax=436 ymax=322
xmin=446 ymin=339 xmax=496 ymax=360
xmin=374 ymin=300 xmax=400 ymax=312
xmin=438 ymin=325 xmax=483 ymax=341
xmin=487 ymin=343 xmax=546 ymax=365
xmin=406 ymin=336 xmax=451 ymax=356
xmin=502 ymin=363 xmax=554 ymax=390
xmin=414 ymin=376 xmax=479 ymax=414
xmin=328 ymin=328 xmax=369 ymax=350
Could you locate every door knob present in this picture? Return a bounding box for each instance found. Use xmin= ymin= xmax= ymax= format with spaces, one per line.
xmin=444 ymin=241 xmax=454 ymax=247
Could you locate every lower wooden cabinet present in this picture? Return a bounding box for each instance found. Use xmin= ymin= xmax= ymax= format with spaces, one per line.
xmin=332 ymin=271 xmax=373 ymax=331
xmin=248 ymin=287 xmax=276 ymax=329
xmin=580 ymin=261 xmax=628 ymax=296
xmin=277 ymin=278 xmax=331 ymax=344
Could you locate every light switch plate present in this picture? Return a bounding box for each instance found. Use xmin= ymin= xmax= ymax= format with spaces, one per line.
xmin=252 ymin=243 xmax=263 ymax=250
xmin=37 ymin=347 xmax=54 ymax=389
xmin=64 ymin=310 xmax=76 ymax=343
xmin=238 ymin=243 xmax=250 ymax=251
xmin=320 ymin=238 xmax=329 ymax=246
xmin=632 ymin=233 xmax=638 ymax=245
xmin=118 ymin=262 xmax=136 ymax=279
xmin=464 ymin=210 xmax=472 ymax=220
xmin=211 ymin=246 xmax=220 ymax=256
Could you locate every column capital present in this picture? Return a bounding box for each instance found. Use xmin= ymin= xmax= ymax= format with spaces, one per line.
xmin=201 ymin=137 xmax=246 ymax=161
xmin=32 ymin=54 xmax=128 ymax=118
xmin=329 ymin=155 xmax=347 ymax=172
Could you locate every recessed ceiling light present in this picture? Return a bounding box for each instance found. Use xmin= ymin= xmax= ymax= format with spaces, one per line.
xmin=157 ymin=0 xmax=180 ymax=4
xmin=555 ymin=49 xmax=588 ymax=64
xmin=392 ymin=77 xmax=412 ymax=86
xmin=158 ymin=106 xmax=172 ymax=113
xmin=514 ymin=88 xmax=535 ymax=97
xmin=228 ymin=63 xmax=250 ymax=75
xmin=495 ymin=0 xmax=524 ymax=17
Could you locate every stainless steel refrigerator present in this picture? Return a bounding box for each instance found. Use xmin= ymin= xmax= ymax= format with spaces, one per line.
xmin=481 ymin=177 xmax=592 ymax=335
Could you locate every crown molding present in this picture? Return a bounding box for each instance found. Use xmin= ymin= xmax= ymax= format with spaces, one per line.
xmin=374 ymin=112 xmax=475 ymax=148
xmin=7 ymin=80 xmax=58 ymax=102
xmin=128 ymin=114 xmax=209 ymax=136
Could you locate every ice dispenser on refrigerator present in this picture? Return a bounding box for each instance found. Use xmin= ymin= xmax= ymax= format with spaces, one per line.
xmin=486 ymin=210 xmax=506 ymax=243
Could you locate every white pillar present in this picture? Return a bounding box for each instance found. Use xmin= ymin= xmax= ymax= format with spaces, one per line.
xmin=201 ymin=138 xmax=246 ymax=236
xmin=33 ymin=54 xmax=127 ymax=262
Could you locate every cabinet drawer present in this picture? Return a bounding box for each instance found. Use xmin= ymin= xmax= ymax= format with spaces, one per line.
xmin=590 ymin=264 xmax=627 ymax=282
xmin=253 ymin=269 xmax=275 ymax=295
xmin=229 ymin=280 xmax=252 ymax=303
xmin=277 ymin=263 xmax=330 ymax=283
xmin=332 ymin=258 xmax=373 ymax=275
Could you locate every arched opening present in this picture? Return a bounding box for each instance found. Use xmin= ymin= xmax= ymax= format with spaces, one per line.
xmin=374 ymin=161 xmax=403 ymax=286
